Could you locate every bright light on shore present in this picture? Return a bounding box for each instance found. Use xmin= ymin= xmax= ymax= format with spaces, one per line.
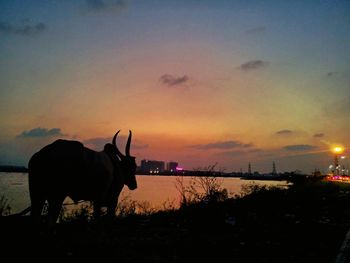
xmin=333 ymin=146 xmax=344 ymax=154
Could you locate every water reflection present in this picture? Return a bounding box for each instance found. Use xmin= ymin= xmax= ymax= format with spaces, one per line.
xmin=0 ymin=173 xmax=288 ymax=214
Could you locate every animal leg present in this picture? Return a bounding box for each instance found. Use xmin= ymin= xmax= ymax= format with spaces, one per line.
xmin=93 ymin=201 xmax=102 ymax=219
xmin=107 ymin=189 xmax=122 ymax=218
xmin=107 ymin=185 xmax=123 ymax=218
xmin=106 ymin=198 xmax=118 ymax=218
xmin=47 ymin=197 xmax=64 ymax=230
xmin=30 ymin=196 xmax=46 ymax=227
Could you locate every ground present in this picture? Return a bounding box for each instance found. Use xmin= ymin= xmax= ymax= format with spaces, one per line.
xmin=1 ymin=179 xmax=350 ymax=262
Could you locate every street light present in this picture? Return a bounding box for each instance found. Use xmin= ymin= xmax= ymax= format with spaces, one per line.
xmin=333 ymin=146 xmax=344 ymax=154
xmin=332 ymin=146 xmax=344 ymax=175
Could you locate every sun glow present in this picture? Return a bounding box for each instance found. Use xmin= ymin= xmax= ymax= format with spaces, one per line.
xmin=333 ymin=146 xmax=344 ymax=154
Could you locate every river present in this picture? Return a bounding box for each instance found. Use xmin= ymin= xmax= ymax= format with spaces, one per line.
xmin=0 ymin=172 xmax=288 ymax=215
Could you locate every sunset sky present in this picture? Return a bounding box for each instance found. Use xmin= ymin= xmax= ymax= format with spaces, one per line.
xmin=1 ymin=0 xmax=349 ymax=173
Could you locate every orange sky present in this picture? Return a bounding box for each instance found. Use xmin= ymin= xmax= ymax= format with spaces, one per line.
xmin=1 ymin=1 xmax=349 ymax=173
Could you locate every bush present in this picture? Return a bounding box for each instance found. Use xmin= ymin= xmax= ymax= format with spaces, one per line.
xmin=60 ymin=202 xmax=93 ymax=222
xmin=239 ymin=183 xmax=282 ymax=198
xmin=175 ymin=170 xmax=228 ymax=207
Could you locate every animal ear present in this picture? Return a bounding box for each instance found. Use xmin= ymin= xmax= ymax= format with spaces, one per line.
xmin=104 ymin=143 xmax=115 ymax=154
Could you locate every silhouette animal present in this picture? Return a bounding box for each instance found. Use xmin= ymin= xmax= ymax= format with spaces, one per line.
xmin=28 ymin=130 xmax=137 ymax=227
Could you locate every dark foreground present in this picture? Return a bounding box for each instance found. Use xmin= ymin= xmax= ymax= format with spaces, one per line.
xmin=1 ymin=180 xmax=350 ymax=262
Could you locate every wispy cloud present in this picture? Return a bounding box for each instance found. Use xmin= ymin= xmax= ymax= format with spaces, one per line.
xmin=215 ymin=150 xmax=246 ymax=157
xmin=239 ymin=60 xmax=268 ymax=71
xmin=133 ymin=143 xmax=149 ymax=150
xmin=313 ymin=133 xmax=324 ymax=138
xmin=327 ymin=72 xmax=338 ymax=77
xmin=276 ymin=129 xmax=293 ymax=135
xmin=244 ymin=26 xmax=266 ymax=35
xmin=0 ymin=21 xmax=46 ymax=36
xmin=247 ymin=148 xmax=263 ymax=153
xmin=84 ymin=136 xmax=148 ymax=151
xmin=283 ymin=144 xmax=317 ymax=151
xmin=215 ymin=146 xmax=261 ymax=157
xmin=160 ymin=74 xmax=189 ymax=87
xmin=17 ymin=127 xmax=64 ymax=138
xmin=189 ymin=140 xmax=253 ymax=150
xmin=83 ymin=137 xmax=110 ymax=149
xmin=84 ymin=0 xmax=127 ymax=13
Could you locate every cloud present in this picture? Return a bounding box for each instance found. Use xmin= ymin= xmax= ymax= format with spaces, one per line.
xmin=283 ymin=144 xmax=318 ymax=151
xmin=247 ymin=148 xmax=263 ymax=153
xmin=16 ymin=128 xmax=64 ymax=138
xmin=327 ymin=72 xmax=338 ymax=77
xmin=160 ymin=74 xmax=189 ymax=87
xmin=84 ymin=136 xmax=148 ymax=151
xmin=133 ymin=143 xmax=149 ymax=150
xmin=189 ymin=140 xmax=253 ymax=150
xmin=244 ymin=26 xmax=266 ymax=35
xmin=313 ymin=133 xmax=324 ymax=138
xmin=84 ymin=0 xmax=127 ymax=13
xmin=276 ymin=129 xmax=293 ymax=135
xmin=239 ymin=60 xmax=268 ymax=71
xmin=83 ymin=137 xmax=110 ymax=149
xmin=0 ymin=21 xmax=46 ymax=36
xmin=215 ymin=150 xmax=246 ymax=157
xmin=215 ymin=145 xmax=261 ymax=157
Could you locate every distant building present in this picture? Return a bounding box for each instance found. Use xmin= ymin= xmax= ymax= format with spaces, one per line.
xmin=166 ymin=162 xmax=178 ymax=172
xmin=140 ymin=159 xmax=165 ymax=174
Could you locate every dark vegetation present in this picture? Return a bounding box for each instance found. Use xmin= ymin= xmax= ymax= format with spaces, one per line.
xmin=1 ymin=178 xmax=350 ymax=262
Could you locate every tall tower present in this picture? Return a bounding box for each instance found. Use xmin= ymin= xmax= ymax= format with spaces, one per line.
xmin=334 ymin=155 xmax=339 ymax=175
xmin=272 ymin=161 xmax=277 ymax=175
xmin=248 ymin=162 xmax=252 ymax=175
xmin=332 ymin=146 xmax=344 ymax=176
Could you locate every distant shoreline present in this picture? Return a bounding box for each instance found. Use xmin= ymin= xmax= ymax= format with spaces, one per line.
xmin=0 ymin=165 xmax=28 ymax=173
xmin=0 ymin=165 xmax=311 ymax=183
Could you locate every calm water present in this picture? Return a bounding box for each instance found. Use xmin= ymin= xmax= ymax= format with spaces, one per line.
xmin=0 ymin=172 xmax=288 ymax=214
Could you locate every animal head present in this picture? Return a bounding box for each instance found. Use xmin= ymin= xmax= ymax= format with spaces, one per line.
xmin=108 ymin=130 xmax=137 ymax=190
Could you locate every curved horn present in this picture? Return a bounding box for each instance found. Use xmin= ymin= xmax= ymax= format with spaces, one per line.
xmin=112 ymin=130 xmax=125 ymax=158
xmin=126 ymin=130 xmax=132 ymax=157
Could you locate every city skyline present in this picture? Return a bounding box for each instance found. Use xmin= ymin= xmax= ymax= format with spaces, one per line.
xmin=1 ymin=0 xmax=349 ymax=173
